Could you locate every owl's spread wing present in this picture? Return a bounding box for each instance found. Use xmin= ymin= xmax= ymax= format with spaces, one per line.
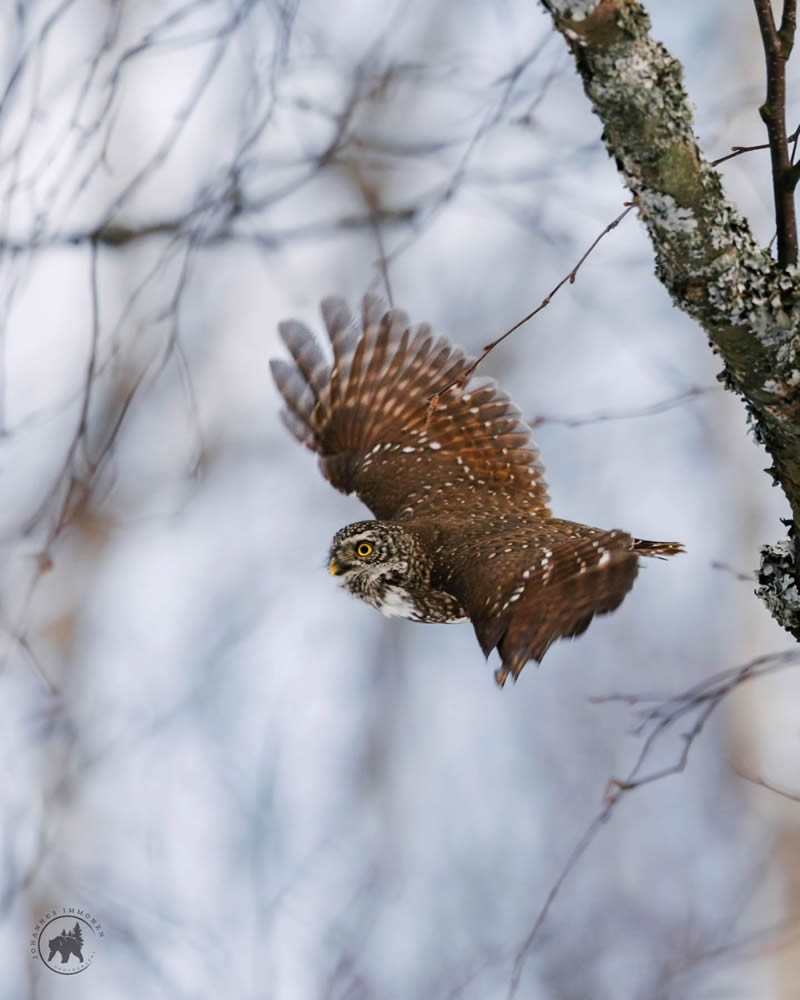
xmin=270 ymin=295 xmax=550 ymax=520
xmin=441 ymin=523 xmax=640 ymax=686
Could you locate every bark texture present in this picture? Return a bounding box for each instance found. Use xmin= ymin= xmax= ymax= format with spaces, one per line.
xmin=540 ymin=0 xmax=800 ymax=639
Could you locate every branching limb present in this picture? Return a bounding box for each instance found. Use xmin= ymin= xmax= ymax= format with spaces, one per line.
xmin=507 ymin=648 xmax=800 ymax=996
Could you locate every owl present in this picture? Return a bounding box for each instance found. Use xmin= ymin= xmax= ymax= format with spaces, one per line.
xmin=270 ymin=295 xmax=683 ymax=686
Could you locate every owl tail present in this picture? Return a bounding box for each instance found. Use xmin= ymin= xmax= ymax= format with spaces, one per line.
xmin=632 ymin=539 xmax=685 ymax=558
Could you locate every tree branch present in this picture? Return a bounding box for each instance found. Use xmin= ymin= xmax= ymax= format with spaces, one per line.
xmin=539 ymin=0 xmax=800 ymax=642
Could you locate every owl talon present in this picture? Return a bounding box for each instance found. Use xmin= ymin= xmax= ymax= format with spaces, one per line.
xmin=494 ymin=666 xmax=510 ymax=688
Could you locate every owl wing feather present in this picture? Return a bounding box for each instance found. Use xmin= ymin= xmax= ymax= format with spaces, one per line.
xmin=270 ymin=295 xmax=550 ymax=520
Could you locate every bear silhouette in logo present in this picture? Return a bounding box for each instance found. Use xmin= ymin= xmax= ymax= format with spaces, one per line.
xmin=48 ymin=922 xmax=84 ymax=964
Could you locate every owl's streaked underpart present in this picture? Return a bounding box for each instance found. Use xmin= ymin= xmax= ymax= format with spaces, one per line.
xmin=270 ymin=295 xmax=683 ymax=687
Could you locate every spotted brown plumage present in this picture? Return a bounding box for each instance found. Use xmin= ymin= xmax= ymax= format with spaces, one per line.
xmin=271 ymin=295 xmax=683 ymax=687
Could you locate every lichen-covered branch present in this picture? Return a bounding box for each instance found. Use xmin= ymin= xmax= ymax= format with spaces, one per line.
xmin=540 ymin=0 xmax=800 ymax=639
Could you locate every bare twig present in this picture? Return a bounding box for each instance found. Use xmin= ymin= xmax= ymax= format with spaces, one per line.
xmin=710 ymin=122 xmax=800 ymax=165
xmin=734 ymin=765 xmax=800 ymax=803
xmin=352 ymin=166 xmax=395 ymax=307
xmin=530 ymin=385 xmax=717 ymax=429
xmin=710 ymin=560 xmax=757 ymax=583
xmin=507 ymin=805 xmax=613 ymax=997
xmin=429 ymin=202 xmax=635 ymax=410
xmin=507 ymin=648 xmax=800 ymax=996
xmin=753 ymin=0 xmax=798 ymax=265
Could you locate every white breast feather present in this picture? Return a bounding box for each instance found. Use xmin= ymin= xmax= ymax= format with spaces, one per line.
xmin=379 ymin=585 xmax=419 ymax=620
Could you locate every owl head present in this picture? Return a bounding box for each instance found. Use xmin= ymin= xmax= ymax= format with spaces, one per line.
xmin=328 ymin=520 xmax=434 ymax=610
xmin=328 ymin=520 xmax=469 ymax=623
xmin=329 ymin=521 xmax=412 ymax=583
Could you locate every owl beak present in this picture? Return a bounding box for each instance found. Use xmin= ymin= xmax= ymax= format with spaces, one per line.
xmin=329 ymin=557 xmax=342 ymax=576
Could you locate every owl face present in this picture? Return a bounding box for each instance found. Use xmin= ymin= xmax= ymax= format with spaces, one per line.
xmin=328 ymin=520 xmax=469 ymax=623
xmin=329 ymin=521 xmax=409 ymax=585
xmin=329 ymin=521 xmax=427 ymax=618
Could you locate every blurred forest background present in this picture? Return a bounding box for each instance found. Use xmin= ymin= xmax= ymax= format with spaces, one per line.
xmin=2 ymin=1 xmax=800 ymax=997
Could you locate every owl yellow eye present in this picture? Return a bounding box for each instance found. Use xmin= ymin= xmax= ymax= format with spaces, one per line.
xmin=356 ymin=542 xmax=373 ymax=557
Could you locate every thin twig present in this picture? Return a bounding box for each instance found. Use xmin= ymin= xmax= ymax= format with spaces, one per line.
xmin=710 ymin=560 xmax=756 ymax=583
xmin=734 ymin=765 xmax=800 ymax=803
xmin=530 ymin=385 xmax=717 ymax=429
xmin=711 ymin=123 xmax=800 ymax=165
xmin=507 ymin=805 xmax=614 ymax=997
xmin=506 ymin=648 xmax=800 ymax=996
xmin=353 ymin=165 xmax=395 ymax=307
xmin=429 ymin=202 xmax=635 ymax=410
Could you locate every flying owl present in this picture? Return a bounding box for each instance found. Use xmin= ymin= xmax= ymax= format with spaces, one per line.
xmin=270 ymin=295 xmax=683 ymax=687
